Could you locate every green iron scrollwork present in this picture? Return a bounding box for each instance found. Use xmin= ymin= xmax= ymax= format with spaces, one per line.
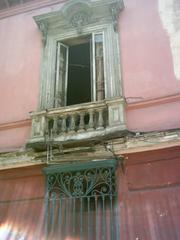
xmin=44 ymin=160 xmax=117 ymax=199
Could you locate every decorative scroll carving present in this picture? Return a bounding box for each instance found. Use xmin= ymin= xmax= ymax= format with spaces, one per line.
xmin=70 ymin=11 xmax=90 ymax=34
xmin=37 ymin=21 xmax=48 ymax=45
xmin=62 ymin=0 xmax=92 ymax=34
xmin=110 ymin=2 xmax=124 ymax=32
xmin=45 ymin=161 xmax=117 ymax=199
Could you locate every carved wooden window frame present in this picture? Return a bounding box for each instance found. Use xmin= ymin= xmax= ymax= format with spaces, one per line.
xmin=34 ymin=0 xmax=124 ymax=110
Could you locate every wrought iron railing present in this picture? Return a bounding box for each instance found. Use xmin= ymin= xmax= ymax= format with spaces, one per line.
xmin=43 ymin=160 xmax=120 ymax=240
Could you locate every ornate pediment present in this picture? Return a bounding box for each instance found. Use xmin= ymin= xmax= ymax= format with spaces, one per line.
xmin=34 ymin=0 xmax=124 ymax=43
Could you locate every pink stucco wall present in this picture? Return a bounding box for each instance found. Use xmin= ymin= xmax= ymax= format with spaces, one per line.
xmin=0 ymin=14 xmax=41 ymax=124
xmin=119 ymin=0 xmax=180 ymax=131
xmin=0 ymin=3 xmax=65 ymax=151
xmin=0 ymin=12 xmax=42 ymax=151
xmin=0 ymin=0 xmax=180 ymax=151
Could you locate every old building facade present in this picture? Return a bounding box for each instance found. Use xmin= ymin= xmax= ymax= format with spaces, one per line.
xmin=0 ymin=0 xmax=180 ymax=239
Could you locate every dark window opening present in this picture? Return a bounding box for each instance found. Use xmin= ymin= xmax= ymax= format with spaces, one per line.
xmin=67 ymin=42 xmax=91 ymax=106
xmin=54 ymin=33 xmax=105 ymax=108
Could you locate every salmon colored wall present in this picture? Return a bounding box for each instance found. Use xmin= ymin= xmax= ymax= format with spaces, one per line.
xmin=0 ymin=13 xmax=41 ymax=151
xmin=0 ymin=0 xmax=180 ymax=151
xmin=0 ymin=125 xmax=31 ymax=152
xmin=119 ymin=146 xmax=180 ymax=239
xmin=0 ymin=3 xmax=64 ymax=151
xmin=0 ymin=165 xmax=45 ymax=239
xmin=0 ymin=14 xmax=41 ymax=124
xmin=1 ymin=147 xmax=180 ymax=240
xmin=119 ymin=0 xmax=180 ymax=131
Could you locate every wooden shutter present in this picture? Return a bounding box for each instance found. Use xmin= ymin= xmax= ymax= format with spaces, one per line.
xmin=92 ymin=33 xmax=105 ymax=101
xmin=55 ymin=42 xmax=69 ymax=107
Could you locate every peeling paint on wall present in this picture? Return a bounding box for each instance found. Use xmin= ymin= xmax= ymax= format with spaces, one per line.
xmin=158 ymin=0 xmax=180 ymax=80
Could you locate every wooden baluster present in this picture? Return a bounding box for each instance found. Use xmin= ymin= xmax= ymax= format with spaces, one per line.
xmin=97 ymin=108 xmax=104 ymax=130
xmin=70 ymin=114 xmax=76 ymax=133
xmin=61 ymin=115 xmax=67 ymax=133
xmin=88 ymin=109 xmax=94 ymax=131
xmin=78 ymin=112 xmax=85 ymax=132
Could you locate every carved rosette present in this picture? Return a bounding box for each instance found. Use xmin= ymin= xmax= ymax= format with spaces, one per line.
xmin=62 ymin=0 xmax=92 ymax=34
xmin=70 ymin=11 xmax=90 ymax=33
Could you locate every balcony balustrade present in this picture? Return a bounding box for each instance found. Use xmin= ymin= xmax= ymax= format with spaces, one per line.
xmin=28 ymin=98 xmax=126 ymax=148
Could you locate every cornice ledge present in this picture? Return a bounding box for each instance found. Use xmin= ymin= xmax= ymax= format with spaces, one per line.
xmin=1 ymin=128 xmax=180 ymax=169
xmin=112 ymin=129 xmax=180 ymax=154
xmin=0 ymin=149 xmax=46 ymax=170
xmin=126 ymin=93 xmax=180 ymax=110
xmin=0 ymin=119 xmax=31 ymax=131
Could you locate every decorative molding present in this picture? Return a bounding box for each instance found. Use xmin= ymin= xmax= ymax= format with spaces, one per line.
xmin=28 ymin=98 xmax=126 ymax=149
xmin=62 ymin=0 xmax=92 ymax=34
xmin=38 ymin=22 xmax=48 ymax=46
xmin=0 ymin=119 xmax=31 ymax=131
xmin=0 ymin=149 xmax=45 ymax=170
xmin=34 ymin=0 xmax=124 ymax=40
xmin=126 ymin=93 xmax=180 ymax=110
xmin=110 ymin=1 xmax=124 ymax=32
xmin=1 ymin=129 xmax=180 ymax=169
xmin=113 ymin=130 xmax=180 ymax=154
xmin=34 ymin=0 xmax=124 ymax=110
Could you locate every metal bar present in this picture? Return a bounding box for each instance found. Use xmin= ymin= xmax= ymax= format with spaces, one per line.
xmin=50 ymin=196 xmax=56 ymax=236
xmin=64 ymin=198 xmax=68 ymax=238
xmin=80 ymin=197 xmax=83 ymax=239
xmin=58 ymin=198 xmax=62 ymax=238
xmin=44 ymin=161 xmax=118 ymax=239
xmin=73 ymin=198 xmax=76 ymax=236
xmin=95 ymin=196 xmax=99 ymax=240
xmin=44 ymin=198 xmax=49 ymax=240
xmin=110 ymin=195 xmax=114 ymax=240
xmin=87 ymin=197 xmax=90 ymax=240
xmin=102 ymin=195 xmax=106 ymax=240
xmin=115 ymin=197 xmax=120 ymax=240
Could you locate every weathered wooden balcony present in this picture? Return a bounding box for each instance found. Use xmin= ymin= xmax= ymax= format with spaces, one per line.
xmin=28 ymin=97 xmax=126 ymax=148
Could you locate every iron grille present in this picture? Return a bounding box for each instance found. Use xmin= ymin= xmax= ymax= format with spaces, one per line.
xmin=43 ymin=160 xmax=120 ymax=240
